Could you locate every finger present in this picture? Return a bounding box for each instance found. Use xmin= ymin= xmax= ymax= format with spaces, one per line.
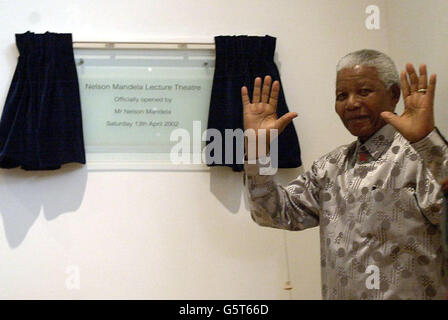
xmin=427 ymin=73 xmax=436 ymax=101
xmin=261 ymin=75 xmax=272 ymax=104
xmin=268 ymin=80 xmax=280 ymax=108
xmin=275 ymin=112 xmax=298 ymax=134
xmin=252 ymin=77 xmax=262 ymax=103
xmin=381 ymin=111 xmax=404 ymax=132
xmin=418 ymin=64 xmax=427 ymax=90
xmin=406 ymin=63 xmax=419 ymax=93
xmin=241 ymin=86 xmax=250 ymax=108
xmin=400 ymin=71 xmax=410 ymax=98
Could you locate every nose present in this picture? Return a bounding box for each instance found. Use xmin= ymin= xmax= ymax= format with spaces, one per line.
xmin=346 ymin=94 xmax=360 ymax=110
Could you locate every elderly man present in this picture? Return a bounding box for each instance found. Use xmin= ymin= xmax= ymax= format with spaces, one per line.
xmin=242 ymin=49 xmax=448 ymax=299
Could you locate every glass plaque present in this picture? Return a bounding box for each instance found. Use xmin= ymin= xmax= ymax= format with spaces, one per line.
xmin=74 ymin=46 xmax=215 ymax=170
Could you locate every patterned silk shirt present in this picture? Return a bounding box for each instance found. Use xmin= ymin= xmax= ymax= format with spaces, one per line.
xmin=244 ymin=124 xmax=448 ymax=299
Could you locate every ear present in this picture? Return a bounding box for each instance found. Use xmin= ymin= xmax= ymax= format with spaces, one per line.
xmin=389 ymin=83 xmax=401 ymax=106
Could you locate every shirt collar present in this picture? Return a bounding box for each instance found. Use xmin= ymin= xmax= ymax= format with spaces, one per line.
xmin=355 ymin=124 xmax=396 ymax=161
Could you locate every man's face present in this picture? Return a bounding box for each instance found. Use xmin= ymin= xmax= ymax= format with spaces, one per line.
xmin=335 ymin=65 xmax=399 ymax=142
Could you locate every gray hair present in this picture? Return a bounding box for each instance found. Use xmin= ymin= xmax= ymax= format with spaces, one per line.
xmin=336 ymin=49 xmax=400 ymax=88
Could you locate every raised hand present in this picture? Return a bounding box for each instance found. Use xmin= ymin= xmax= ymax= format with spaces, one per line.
xmin=381 ymin=63 xmax=436 ymax=143
xmin=242 ymin=76 xmax=297 ymax=157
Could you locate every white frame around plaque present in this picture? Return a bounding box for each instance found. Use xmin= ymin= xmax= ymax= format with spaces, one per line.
xmin=73 ymin=40 xmax=216 ymax=171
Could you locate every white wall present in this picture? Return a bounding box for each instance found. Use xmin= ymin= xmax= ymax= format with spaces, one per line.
xmin=0 ymin=0 xmax=396 ymax=299
xmin=386 ymin=0 xmax=448 ymax=135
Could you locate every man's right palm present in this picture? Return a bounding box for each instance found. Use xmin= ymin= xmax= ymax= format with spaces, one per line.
xmin=241 ymin=75 xmax=298 ymax=147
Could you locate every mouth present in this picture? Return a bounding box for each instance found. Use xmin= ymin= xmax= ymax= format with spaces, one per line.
xmin=346 ymin=116 xmax=370 ymax=122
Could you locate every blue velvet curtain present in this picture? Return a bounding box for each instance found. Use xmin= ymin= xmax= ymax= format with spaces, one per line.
xmin=0 ymin=31 xmax=85 ymax=170
xmin=206 ymin=35 xmax=301 ymax=171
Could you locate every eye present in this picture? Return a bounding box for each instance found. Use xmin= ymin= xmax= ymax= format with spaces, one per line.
xmin=336 ymin=92 xmax=347 ymax=101
xmin=359 ymin=88 xmax=372 ymax=96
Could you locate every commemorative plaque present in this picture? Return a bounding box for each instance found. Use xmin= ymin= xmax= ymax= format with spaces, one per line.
xmin=74 ymin=45 xmax=215 ymax=169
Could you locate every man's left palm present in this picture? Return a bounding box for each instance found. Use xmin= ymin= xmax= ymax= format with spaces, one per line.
xmin=381 ymin=63 xmax=436 ymax=143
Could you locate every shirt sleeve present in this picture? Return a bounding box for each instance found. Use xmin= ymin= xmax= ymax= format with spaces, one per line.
xmin=243 ymin=157 xmax=321 ymax=231
xmin=411 ymin=127 xmax=448 ymax=225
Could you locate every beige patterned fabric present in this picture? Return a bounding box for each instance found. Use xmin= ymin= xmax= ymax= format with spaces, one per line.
xmin=244 ymin=124 xmax=448 ymax=299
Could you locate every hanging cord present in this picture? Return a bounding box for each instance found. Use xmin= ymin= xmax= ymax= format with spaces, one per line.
xmin=282 ymin=230 xmax=293 ymax=299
